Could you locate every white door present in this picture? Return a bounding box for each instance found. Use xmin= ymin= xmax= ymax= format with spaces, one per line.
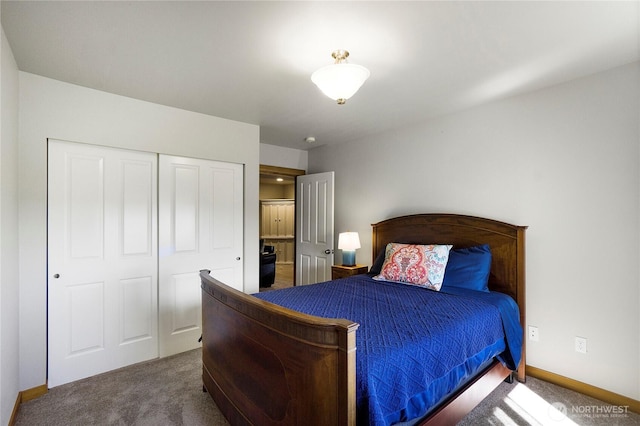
xmin=48 ymin=140 xmax=158 ymax=387
xmin=296 ymin=172 xmax=335 ymax=285
xmin=158 ymin=155 xmax=243 ymax=357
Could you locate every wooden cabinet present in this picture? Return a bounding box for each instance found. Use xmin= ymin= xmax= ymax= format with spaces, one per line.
xmin=261 ymin=200 xmax=295 ymax=264
xmin=331 ymin=264 xmax=368 ymax=280
xmin=261 ymin=200 xmax=294 ymax=238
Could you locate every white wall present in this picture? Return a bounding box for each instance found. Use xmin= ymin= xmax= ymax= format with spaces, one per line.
xmin=260 ymin=143 xmax=308 ymax=171
xmin=0 ymin=24 xmax=20 ymax=424
xmin=18 ymin=72 xmax=260 ymax=390
xmin=309 ymin=62 xmax=640 ymax=400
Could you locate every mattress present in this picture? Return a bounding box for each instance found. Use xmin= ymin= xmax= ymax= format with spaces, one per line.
xmin=254 ymin=275 xmax=522 ymax=426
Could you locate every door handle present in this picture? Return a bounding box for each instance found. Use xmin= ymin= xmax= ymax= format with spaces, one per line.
xmin=324 ymin=249 xmax=334 ymax=255
xmin=236 ymin=257 xmax=241 ymax=261
xmin=53 ymin=273 xmax=60 ymax=279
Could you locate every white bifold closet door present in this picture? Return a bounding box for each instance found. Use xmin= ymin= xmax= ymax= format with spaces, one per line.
xmin=48 ymin=140 xmax=159 ymax=387
xmin=158 ymin=155 xmax=244 ymax=357
xmin=48 ymin=142 xmax=244 ymax=386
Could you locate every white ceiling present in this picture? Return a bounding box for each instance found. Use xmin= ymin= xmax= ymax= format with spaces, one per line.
xmin=2 ymin=1 xmax=638 ymax=151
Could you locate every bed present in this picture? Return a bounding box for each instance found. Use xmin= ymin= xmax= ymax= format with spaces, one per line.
xmin=200 ymin=213 xmax=527 ymax=425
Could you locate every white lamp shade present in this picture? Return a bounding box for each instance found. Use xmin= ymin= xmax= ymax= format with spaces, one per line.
xmin=311 ymin=63 xmax=370 ymax=102
xmin=338 ymin=232 xmax=361 ymax=251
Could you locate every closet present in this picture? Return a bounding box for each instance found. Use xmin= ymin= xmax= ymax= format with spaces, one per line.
xmin=47 ymin=140 xmax=243 ymax=386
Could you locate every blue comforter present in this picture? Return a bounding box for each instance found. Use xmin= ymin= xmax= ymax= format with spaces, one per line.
xmin=254 ymin=275 xmax=522 ymax=425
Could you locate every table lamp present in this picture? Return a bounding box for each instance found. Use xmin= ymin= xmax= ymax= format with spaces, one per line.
xmin=338 ymin=232 xmax=361 ymax=266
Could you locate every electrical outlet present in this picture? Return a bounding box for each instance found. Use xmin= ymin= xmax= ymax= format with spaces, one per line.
xmin=528 ymin=326 xmax=539 ymax=341
xmin=575 ymin=337 xmax=587 ymax=354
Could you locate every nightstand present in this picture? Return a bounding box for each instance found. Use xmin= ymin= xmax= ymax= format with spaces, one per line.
xmin=331 ymin=264 xmax=368 ymax=280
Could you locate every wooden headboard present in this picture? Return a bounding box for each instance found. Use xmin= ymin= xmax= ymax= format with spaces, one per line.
xmin=372 ymin=213 xmax=527 ymax=381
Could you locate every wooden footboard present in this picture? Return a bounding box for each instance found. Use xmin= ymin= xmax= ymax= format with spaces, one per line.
xmin=200 ymin=270 xmax=359 ymax=425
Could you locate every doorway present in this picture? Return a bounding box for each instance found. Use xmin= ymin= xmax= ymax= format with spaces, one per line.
xmin=259 ymin=165 xmax=305 ymax=290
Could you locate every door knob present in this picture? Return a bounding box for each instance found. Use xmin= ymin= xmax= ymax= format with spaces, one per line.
xmin=324 ymin=249 xmax=334 ymax=254
xmin=53 ymin=273 xmax=60 ymax=279
xmin=236 ymin=257 xmax=241 ymax=261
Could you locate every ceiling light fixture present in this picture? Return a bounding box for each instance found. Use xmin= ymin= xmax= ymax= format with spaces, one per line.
xmin=311 ymin=50 xmax=370 ymax=105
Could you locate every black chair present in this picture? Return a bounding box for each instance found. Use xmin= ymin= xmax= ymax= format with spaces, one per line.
xmin=260 ymin=242 xmax=276 ymax=288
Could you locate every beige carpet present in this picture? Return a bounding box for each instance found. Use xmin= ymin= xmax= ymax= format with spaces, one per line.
xmin=15 ymin=348 xmax=639 ymax=425
xmin=15 ymin=349 xmax=230 ymax=426
xmin=460 ymin=376 xmax=640 ymax=425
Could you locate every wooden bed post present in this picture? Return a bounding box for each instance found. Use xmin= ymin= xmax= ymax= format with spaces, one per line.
xmin=338 ymin=322 xmax=358 ymax=425
xmin=516 ymin=225 xmax=527 ymax=383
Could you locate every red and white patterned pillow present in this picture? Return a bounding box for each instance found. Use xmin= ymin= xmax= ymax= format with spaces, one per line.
xmin=373 ymin=243 xmax=452 ymax=291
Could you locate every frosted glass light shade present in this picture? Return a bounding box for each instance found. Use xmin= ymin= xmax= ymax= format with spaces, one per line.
xmin=311 ymin=63 xmax=370 ymax=104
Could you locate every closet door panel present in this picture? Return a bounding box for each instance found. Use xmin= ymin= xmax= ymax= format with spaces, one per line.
xmin=159 ymin=155 xmax=243 ymax=357
xmin=48 ymin=140 xmax=158 ymax=388
xmin=121 ymin=160 xmax=154 ymax=256
xmin=173 ymin=166 xmax=200 ymax=253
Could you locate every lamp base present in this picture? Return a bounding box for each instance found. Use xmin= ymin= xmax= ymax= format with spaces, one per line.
xmin=342 ymin=251 xmax=356 ymax=267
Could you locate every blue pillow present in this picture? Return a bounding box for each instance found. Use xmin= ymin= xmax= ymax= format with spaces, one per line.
xmin=442 ymin=244 xmax=492 ymax=292
xmin=368 ymin=249 xmax=386 ymax=275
